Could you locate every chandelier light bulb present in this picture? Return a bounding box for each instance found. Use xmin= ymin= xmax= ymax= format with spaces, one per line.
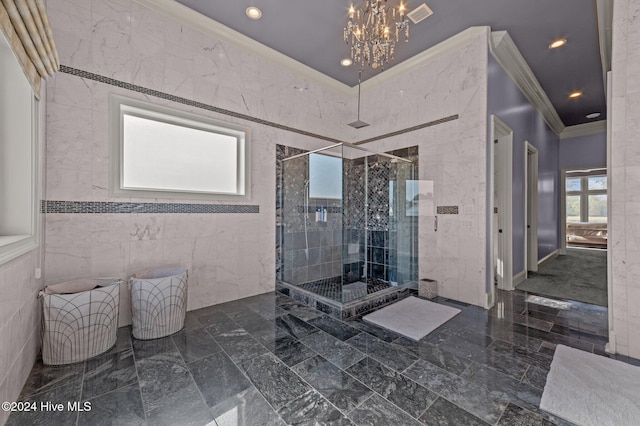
xmin=343 ymin=0 xmax=411 ymax=70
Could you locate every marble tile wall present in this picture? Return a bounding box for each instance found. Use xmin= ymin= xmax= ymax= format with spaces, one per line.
xmin=0 ymin=79 xmax=47 ymax=423
xmin=609 ymin=0 xmax=640 ymax=358
xmin=44 ymin=0 xmax=351 ymax=317
xmin=347 ymin=30 xmax=490 ymax=307
xmin=0 ymin=252 xmax=43 ymax=425
xmin=44 ymin=0 xmax=491 ymax=332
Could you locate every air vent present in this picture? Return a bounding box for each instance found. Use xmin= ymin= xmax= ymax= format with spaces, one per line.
xmin=407 ymin=3 xmax=433 ymax=24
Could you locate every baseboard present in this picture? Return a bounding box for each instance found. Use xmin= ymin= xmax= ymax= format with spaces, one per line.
xmin=513 ymin=270 xmax=526 ymax=286
xmin=538 ymin=249 xmax=559 ymax=268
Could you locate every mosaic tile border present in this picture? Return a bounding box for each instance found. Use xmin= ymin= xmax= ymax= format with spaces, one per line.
xmin=436 ymin=205 xmax=459 ymax=214
xmin=59 ymin=66 xmax=458 ymax=146
xmin=42 ymin=200 xmax=259 ymax=214
xmin=60 ymin=65 xmax=343 ymax=144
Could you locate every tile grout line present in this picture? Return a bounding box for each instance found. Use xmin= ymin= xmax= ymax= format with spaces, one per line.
xmin=167 ymin=334 xmax=219 ymax=425
xmin=204 ymin=317 xmax=289 ymax=424
xmin=129 ymin=336 xmax=150 ymax=423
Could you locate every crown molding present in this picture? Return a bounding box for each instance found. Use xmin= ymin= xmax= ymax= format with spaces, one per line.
xmin=489 ymin=31 xmax=565 ymax=135
xmin=134 ymin=1 xmax=490 ymax=98
xmin=596 ymin=0 xmax=613 ymax=91
xmin=559 ymin=120 xmax=607 ymax=140
xmin=133 ymin=0 xmax=355 ymax=96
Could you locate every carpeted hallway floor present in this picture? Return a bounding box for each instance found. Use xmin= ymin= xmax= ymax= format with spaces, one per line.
xmin=516 ymin=248 xmax=607 ymax=306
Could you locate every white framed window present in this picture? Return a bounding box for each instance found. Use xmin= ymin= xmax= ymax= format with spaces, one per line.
xmin=0 ymin=32 xmax=40 ymax=265
xmin=566 ymin=173 xmax=607 ymax=223
xmin=110 ymin=95 xmax=250 ymax=200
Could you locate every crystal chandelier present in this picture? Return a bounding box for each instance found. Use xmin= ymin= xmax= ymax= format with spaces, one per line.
xmin=344 ymin=0 xmax=410 ymax=69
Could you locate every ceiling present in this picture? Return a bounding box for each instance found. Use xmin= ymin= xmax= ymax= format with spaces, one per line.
xmin=173 ymin=0 xmax=607 ymax=127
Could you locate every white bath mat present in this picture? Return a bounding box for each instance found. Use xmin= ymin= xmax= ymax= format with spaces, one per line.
xmin=362 ymin=296 xmax=460 ymax=341
xmin=540 ymin=345 xmax=640 ymax=426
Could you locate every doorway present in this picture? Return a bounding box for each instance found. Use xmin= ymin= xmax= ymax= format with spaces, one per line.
xmin=525 ymin=142 xmax=538 ymax=275
xmin=491 ymin=116 xmax=514 ymax=291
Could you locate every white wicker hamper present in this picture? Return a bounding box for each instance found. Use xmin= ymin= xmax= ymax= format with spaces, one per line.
xmin=40 ymin=278 xmax=121 ymax=365
xmin=130 ymin=268 xmax=188 ymax=340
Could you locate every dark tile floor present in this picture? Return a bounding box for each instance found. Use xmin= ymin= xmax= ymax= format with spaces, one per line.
xmin=8 ymin=288 xmax=635 ymax=426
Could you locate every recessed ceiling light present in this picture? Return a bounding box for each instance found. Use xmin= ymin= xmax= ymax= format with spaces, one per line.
xmin=568 ymin=90 xmax=583 ymax=99
xmin=340 ymin=58 xmax=353 ymax=67
xmin=246 ymin=7 xmax=262 ymax=20
xmin=586 ymin=112 xmax=601 ymax=119
xmin=549 ymin=38 xmax=567 ymax=49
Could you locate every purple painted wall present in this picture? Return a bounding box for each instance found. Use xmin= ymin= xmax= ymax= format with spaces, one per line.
xmin=487 ymin=54 xmax=560 ymax=276
xmin=559 ymin=132 xmax=606 ymax=170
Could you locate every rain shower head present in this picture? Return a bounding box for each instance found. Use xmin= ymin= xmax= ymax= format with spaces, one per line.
xmin=348 ymin=120 xmax=369 ymax=129
xmin=348 ymin=70 xmax=369 ymax=129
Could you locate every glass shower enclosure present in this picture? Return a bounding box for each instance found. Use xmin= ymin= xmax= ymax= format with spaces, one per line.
xmin=277 ymin=142 xmax=418 ymax=306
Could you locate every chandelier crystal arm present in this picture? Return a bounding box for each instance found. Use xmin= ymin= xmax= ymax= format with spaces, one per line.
xmin=344 ymin=0 xmax=410 ymax=70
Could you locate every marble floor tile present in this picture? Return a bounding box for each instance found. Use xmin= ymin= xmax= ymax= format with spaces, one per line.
xmin=488 ymin=340 xmax=553 ymax=371
xmin=187 ymin=351 xmax=252 ymax=408
xmin=509 ymin=323 xmax=595 ymax=352
xmin=440 ymin=335 xmax=530 ymax=380
xmin=277 ymin=301 xmax=325 ymax=321
xmin=17 ymin=359 xmax=84 ymax=399
xmin=487 ymin=328 xmax=544 ymax=353
xmin=136 ymin=351 xmax=193 ymax=407
xmin=77 ymin=384 xmax=145 ymax=426
xmin=300 ymin=330 xmax=366 ymax=369
xmin=347 ymin=393 xmax=422 ymax=426
xmin=213 ymin=328 xmax=269 ymax=364
xmin=82 ymin=348 xmax=137 ymax=400
xmin=278 ymin=390 xmax=354 ymax=425
xmin=293 ymin=355 xmax=373 ymax=413
xmin=247 ymin=301 xmax=287 ymax=320
xmin=268 ymin=333 xmax=317 ymax=367
xmin=521 ymin=365 xmax=549 ymax=390
xmin=7 ymin=382 xmax=81 ymax=426
xmin=403 ymin=359 xmax=508 ymax=424
xmin=496 ymin=403 xmax=556 ymax=426
xmin=459 ymin=363 xmax=542 ymax=413
xmin=346 ymin=357 xmax=437 ymax=418
xmin=308 ymin=315 xmax=361 ymax=341
xmin=549 ymin=323 xmax=610 ymax=346
xmin=145 ymin=381 xmax=213 ymax=426
xmin=196 ymin=310 xmax=238 ymax=334
xmin=228 ymin=310 xmax=273 ymax=332
xmin=346 ymin=318 xmax=404 ymax=342
xmin=171 ymin=327 xmax=222 ymax=363
xmin=346 ymin=333 xmax=418 ymax=372
xmin=210 ymin=386 xmax=285 ymax=426
xmin=512 ymin=313 xmax=555 ymax=332
xmin=391 ymin=337 xmax=471 ymax=376
xmin=275 ymin=313 xmax=319 ymax=339
xmin=241 ymin=352 xmax=311 ymax=411
xmin=131 ymin=335 xmax=177 ymax=361
xmin=102 ymin=326 xmax=134 ymax=356
xmin=435 ymin=334 xmax=492 ymax=360
xmin=182 ymin=312 xmax=205 ymax=331
xmin=418 ymin=397 xmax=489 ymax=426
xmin=12 ymin=288 xmax=622 ymax=426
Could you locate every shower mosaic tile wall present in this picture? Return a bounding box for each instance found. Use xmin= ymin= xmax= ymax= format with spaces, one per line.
xmin=276 ymin=144 xmax=418 ymax=288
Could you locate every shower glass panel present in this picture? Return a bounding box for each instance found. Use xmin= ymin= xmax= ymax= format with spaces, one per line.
xmin=279 ymin=142 xmax=417 ymax=304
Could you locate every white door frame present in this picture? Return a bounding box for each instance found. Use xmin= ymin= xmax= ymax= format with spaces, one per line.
xmin=524 ymin=142 xmax=539 ymax=275
xmin=491 ymin=115 xmax=514 ymax=291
